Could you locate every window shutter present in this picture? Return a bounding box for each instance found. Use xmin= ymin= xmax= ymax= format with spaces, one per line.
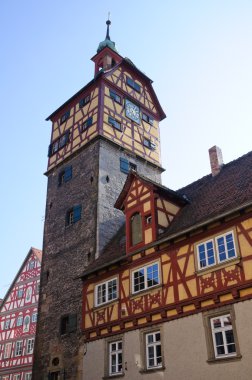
xmin=48 ymin=143 xmax=53 ymax=157
xmin=64 ymin=166 xmax=72 ymax=182
xmin=120 ymin=158 xmax=129 ymax=174
xmin=73 ymin=205 xmax=82 ymax=223
xmin=68 ymin=314 xmax=77 ymax=332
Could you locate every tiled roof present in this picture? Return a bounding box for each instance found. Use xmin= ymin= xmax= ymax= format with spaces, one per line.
xmin=81 ymin=150 xmax=252 ymax=277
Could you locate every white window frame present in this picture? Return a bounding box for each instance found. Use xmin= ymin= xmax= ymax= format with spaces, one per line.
xmin=132 ymin=262 xmax=160 ymax=294
xmin=32 ymin=312 xmax=38 ymax=322
xmin=95 ymin=278 xmax=117 ymax=306
xmin=15 ymin=340 xmax=23 ymax=356
xmin=210 ymin=314 xmax=236 ymax=359
xmin=25 ymin=374 xmax=32 ymax=380
xmin=146 ymin=331 xmax=162 ymax=369
xmin=26 ymin=338 xmax=34 ymax=354
xmin=16 ymin=315 xmax=23 ymax=327
xmin=17 ymin=288 xmax=24 ymax=299
xmin=4 ymin=319 xmax=10 ymax=330
xmin=13 ymin=375 xmax=20 ymax=380
xmin=196 ymin=230 xmax=237 ymax=271
xmin=109 ymin=340 xmax=123 ymax=376
xmin=4 ymin=342 xmax=12 ymax=358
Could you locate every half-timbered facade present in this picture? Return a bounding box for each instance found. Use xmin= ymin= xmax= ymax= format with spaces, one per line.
xmin=0 ymin=247 xmax=42 ymax=380
xmin=82 ymin=150 xmax=252 ymax=380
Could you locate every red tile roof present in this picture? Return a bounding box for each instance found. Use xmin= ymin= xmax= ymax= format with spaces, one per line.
xmin=81 ymin=150 xmax=252 ymax=278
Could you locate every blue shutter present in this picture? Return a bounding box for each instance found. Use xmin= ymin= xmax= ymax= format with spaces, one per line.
xmin=120 ymin=158 xmax=129 ymax=174
xmin=73 ymin=205 xmax=82 ymax=223
xmin=48 ymin=143 xmax=53 ymax=157
xmin=64 ymin=166 xmax=72 ymax=182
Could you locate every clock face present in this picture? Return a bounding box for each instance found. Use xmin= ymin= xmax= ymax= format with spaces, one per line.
xmin=125 ymin=99 xmax=140 ymax=124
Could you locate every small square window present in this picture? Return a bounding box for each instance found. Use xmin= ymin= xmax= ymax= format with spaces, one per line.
xmin=143 ymin=138 xmax=156 ymax=150
xmin=81 ymin=117 xmax=93 ymax=132
xmin=110 ymin=89 xmax=121 ymax=104
xmin=126 ymin=77 xmax=141 ymax=92
xmin=60 ymin=314 xmax=77 ymax=335
xmin=142 ymin=113 xmax=154 ymax=125
xmin=95 ymin=278 xmax=118 ymax=306
xmin=60 ymin=110 xmax=70 ymax=124
xmin=66 ymin=205 xmax=82 ymax=226
xmin=79 ymin=95 xmax=90 ymax=108
xmin=108 ymin=116 xmax=122 ymax=131
xmin=132 ymin=262 xmax=160 ymax=294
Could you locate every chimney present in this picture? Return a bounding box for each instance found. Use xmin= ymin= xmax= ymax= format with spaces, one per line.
xmin=209 ymin=145 xmax=223 ymax=176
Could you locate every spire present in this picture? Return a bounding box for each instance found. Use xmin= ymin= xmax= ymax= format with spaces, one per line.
xmin=97 ymin=16 xmax=117 ymax=53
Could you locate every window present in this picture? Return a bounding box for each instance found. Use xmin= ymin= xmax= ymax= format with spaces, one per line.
xmin=28 ymin=260 xmax=35 ymax=270
xmin=79 ymin=94 xmax=90 ymax=108
xmin=4 ymin=319 xmax=10 ymax=329
xmin=27 ymin=338 xmax=34 ymax=354
xmin=95 ymin=278 xmax=117 ymax=306
xmin=4 ymin=342 xmax=12 ymax=358
xmin=210 ymin=314 xmax=236 ymax=358
xmin=60 ymin=110 xmax=70 ymax=124
xmin=196 ymin=230 xmax=237 ymax=270
xmin=203 ymin=306 xmax=241 ymax=362
xmin=142 ymin=113 xmax=154 ymax=125
xmin=32 ymin=312 xmax=38 ymax=322
xmin=146 ymin=331 xmax=162 ymax=369
xmin=108 ymin=116 xmax=122 ymax=131
xmin=120 ymin=157 xmax=137 ymax=174
xmin=60 ymin=314 xmax=77 ymax=334
xmin=25 ymin=374 xmax=32 ymax=380
xmin=131 ymin=212 xmax=143 ymax=246
xmin=58 ymin=166 xmax=72 ymax=186
xmin=17 ymin=289 xmax=24 ymax=299
xmin=65 ymin=205 xmax=82 ymax=226
xmin=109 ymin=340 xmax=123 ymax=376
xmin=132 ymin=262 xmax=160 ymax=293
xmin=15 ymin=341 xmax=23 ymax=356
xmin=126 ymin=76 xmax=141 ymax=92
xmin=110 ymin=89 xmax=121 ymax=104
xmin=16 ymin=315 xmax=23 ymax=327
xmin=49 ymin=372 xmax=60 ymax=380
xmin=143 ymin=138 xmax=156 ymax=150
xmin=81 ymin=117 xmax=93 ymax=132
xmin=48 ymin=130 xmax=70 ymax=157
xmin=13 ymin=375 xmax=20 ymax=380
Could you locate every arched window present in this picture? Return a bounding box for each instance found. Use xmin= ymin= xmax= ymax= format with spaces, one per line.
xmin=131 ymin=212 xmax=143 ymax=246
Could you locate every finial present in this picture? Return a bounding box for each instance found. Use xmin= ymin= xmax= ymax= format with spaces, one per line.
xmin=106 ymin=13 xmax=111 ymax=40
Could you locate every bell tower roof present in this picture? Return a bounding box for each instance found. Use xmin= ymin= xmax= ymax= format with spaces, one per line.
xmin=97 ymin=18 xmax=118 ymax=53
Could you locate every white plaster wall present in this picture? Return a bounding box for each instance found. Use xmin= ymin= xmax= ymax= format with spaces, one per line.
xmin=83 ymin=299 xmax=252 ymax=380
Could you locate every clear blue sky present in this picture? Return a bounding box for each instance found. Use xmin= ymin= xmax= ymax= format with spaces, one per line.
xmin=1 ymin=1 xmax=252 ymax=298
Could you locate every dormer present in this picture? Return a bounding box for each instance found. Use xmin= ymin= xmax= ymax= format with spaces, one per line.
xmin=91 ymin=19 xmax=122 ymax=76
xmin=115 ymin=172 xmax=188 ymax=254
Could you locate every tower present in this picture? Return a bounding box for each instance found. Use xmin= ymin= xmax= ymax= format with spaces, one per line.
xmin=33 ymin=20 xmax=166 ymax=379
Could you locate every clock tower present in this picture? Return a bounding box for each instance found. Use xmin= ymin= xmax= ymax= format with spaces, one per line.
xmin=33 ymin=20 xmax=166 ymax=379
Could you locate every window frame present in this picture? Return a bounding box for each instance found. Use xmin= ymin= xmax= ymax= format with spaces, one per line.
xmin=126 ymin=76 xmax=141 ymax=93
xmin=26 ymin=338 xmax=35 ymax=354
xmin=95 ymin=277 xmax=118 ymax=307
xmin=142 ymin=112 xmax=154 ymax=125
xmin=60 ymin=110 xmax=70 ymax=124
xmin=58 ymin=166 xmax=72 ymax=186
xmin=25 ymin=374 xmax=32 ymax=380
xmin=4 ymin=342 xmax=12 ymax=359
xmin=108 ymin=116 xmax=122 ymax=132
xmin=16 ymin=315 xmax=23 ymax=327
xmin=109 ymin=340 xmax=123 ymax=376
xmin=4 ymin=319 xmax=10 ymax=330
xmin=32 ymin=312 xmax=38 ymax=323
xmin=146 ymin=331 xmax=162 ymax=370
xmin=48 ymin=130 xmax=70 ymax=157
xmin=79 ymin=94 xmax=90 ymax=108
xmin=65 ymin=205 xmax=82 ymax=226
xmin=17 ymin=288 xmax=24 ymax=299
xmin=143 ymin=137 xmax=156 ymax=150
xmin=132 ymin=261 xmax=160 ymax=294
xmin=196 ymin=230 xmax=238 ymax=272
xmin=60 ymin=314 xmax=77 ymax=335
xmin=203 ymin=305 xmax=241 ymax=363
xmin=15 ymin=340 xmax=23 ymax=357
xmin=81 ymin=116 xmax=93 ymax=132
xmin=109 ymin=89 xmax=121 ymax=104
